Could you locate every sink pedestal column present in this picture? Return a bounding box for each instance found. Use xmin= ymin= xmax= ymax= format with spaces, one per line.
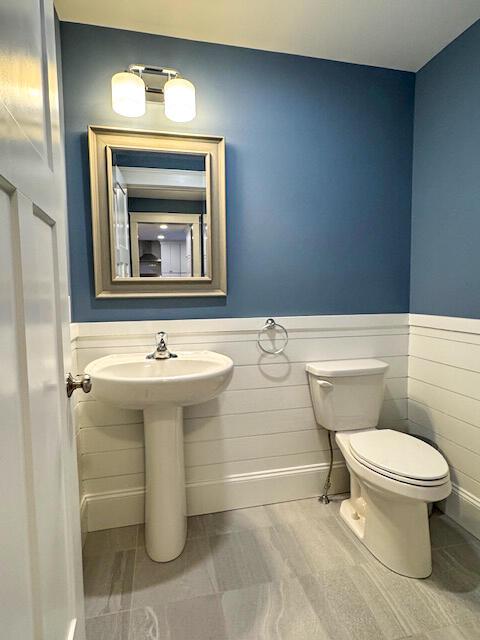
xmin=143 ymin=405 xmax=187 ymax=562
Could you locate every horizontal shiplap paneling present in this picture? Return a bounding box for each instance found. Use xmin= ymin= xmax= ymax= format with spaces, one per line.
xmin=72 ymin=314 xmax=408 ymax=341
xmin=72 ymin=314 xmax=409 ymax=530
xmin=408 ymin=400 xmax=480 ymax=455
xmin=410 ymin=332 xmax=480 ymax=374
xmin=80 ymin=422 xmax=144 ymax=453
xmin=78 ymin=381 xmax=407 ymax=460
xmin=409 ymin=357 xmax=480 ymax=401
xmin=73 ymin=313 xmax=480 ymax=538
xmin=408 ymin=379 xmax=480 ymax=429
xmin=77 ymin=394 xmax=406 ymax=479
xmin=408 ymin=315 xmax=480 ymax=540
xmin=407 ymin=421 xmax=480 ymax=484
xmin=75 ymin=333 xmax=408 ymax=372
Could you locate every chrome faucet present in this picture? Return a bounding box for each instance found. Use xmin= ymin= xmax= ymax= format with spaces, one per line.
xmin=147 ymin=331 xmax=177 ymax=360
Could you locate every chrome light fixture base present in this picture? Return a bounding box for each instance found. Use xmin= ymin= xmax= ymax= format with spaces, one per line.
xmin=128 ymin=64 xmax=180 ymax=104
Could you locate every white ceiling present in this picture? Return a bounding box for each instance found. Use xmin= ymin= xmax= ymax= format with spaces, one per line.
xmin=55 ymin=0 xmax=480 ymax=72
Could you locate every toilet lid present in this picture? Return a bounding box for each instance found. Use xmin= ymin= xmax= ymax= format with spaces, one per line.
xmin=349 ymin=429 xmax=449 ymax=481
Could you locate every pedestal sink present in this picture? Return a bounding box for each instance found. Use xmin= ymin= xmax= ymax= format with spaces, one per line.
xmin=85 ymin=351 xmax=233 ymax=562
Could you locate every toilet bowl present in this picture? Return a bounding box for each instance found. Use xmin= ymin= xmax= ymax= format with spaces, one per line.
xmin=306 ymin=358 xmax=451 ymax=579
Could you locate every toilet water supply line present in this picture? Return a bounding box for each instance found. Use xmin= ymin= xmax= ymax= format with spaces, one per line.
xmin=319 ymin=430 xmax=335 ymax=504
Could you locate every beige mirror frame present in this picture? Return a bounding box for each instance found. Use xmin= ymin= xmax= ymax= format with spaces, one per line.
xmin=88 ymin=125 xmax=227 ymax=298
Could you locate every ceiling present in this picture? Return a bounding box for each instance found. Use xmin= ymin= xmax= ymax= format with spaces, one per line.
xmin=55 ymin=0 xmax=480 ymax=72
xmin=138 ymin=223 xmax=190 ymax=242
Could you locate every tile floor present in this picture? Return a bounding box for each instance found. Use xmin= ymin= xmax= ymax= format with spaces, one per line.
xmin=83 ymin=497 xmax=480 ymax=640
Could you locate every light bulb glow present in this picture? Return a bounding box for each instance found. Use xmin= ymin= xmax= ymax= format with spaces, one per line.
xmin=164 ymin=77 xmax=196 ymax=122
xmin=111 ymin=72 xmax=145 ymax=117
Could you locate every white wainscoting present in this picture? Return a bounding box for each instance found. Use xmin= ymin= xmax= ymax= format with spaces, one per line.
xmin=408 ymin=314 xmax=480 ymax=540
xmin=71 ymin=314 xmax=409 ymax=532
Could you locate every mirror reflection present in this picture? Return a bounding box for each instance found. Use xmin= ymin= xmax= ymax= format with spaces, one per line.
xmin=110 ymin=149 xmax=208 ymax=279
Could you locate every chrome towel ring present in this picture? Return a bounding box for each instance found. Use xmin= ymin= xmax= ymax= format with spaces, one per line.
xmin=257 ymin=318 xmax=289 ymax=355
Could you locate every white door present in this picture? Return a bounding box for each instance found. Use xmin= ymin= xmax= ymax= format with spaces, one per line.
xmin=0 ymin=2 xmax=85 ymax=640
xmin=161 ymin=241 xmax=182 ymax=276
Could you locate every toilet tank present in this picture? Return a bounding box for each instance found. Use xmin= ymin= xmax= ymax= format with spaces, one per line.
xmin=306 ymin=359 xmax=389 ymax=431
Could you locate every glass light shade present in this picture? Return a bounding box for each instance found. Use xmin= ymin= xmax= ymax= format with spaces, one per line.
xmin=111 ymin=72 xmax=145 ymax=117
xmin=164 ymin=78 xmax=196 ymax=122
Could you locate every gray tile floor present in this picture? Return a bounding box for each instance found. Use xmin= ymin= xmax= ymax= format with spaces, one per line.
xmin=83 ymin=498 xmax=480 ymax=640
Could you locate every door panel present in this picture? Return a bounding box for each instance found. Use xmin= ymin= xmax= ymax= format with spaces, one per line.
xmin=0 ymin=0 xmax=85 ymax=638
xmin=0 ymin=0 xmax=61 ymax=214
xmin=0 ymin=0 xmax=50 ymax=161
xmin=0 ymin=186 xmax=37 ymax=639
xmin=18 ymin=197 xmax=72 ymax=639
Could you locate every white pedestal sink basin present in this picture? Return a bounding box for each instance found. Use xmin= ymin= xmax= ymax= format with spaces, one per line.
xmin=85 ymin=351 xmax=233 ymax=562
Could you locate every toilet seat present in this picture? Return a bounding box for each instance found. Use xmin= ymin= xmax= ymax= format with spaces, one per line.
xmin=348 ymin=429 xmax=449 ymax=487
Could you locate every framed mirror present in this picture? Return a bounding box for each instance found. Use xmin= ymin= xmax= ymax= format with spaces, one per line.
xmin=88 ymin=126 xmax=226 ymax=297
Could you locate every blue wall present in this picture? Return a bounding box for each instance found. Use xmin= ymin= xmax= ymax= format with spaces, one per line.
xmin=411 ymin=20 xmax=480 ymax=319
xmin=60 ymin=22 xmax=414 ymax=322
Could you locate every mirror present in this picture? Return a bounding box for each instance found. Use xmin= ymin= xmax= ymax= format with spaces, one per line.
xmin=88 ymin=127 xmax=226 ymax=298
xmin=111 ymin=149 xmax=208 ymax=280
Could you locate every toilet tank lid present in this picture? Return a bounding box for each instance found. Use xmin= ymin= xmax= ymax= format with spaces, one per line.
xmin=306 ymin=359 xmax=389 ymax=377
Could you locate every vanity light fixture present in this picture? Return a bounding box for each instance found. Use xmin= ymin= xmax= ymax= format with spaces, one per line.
xmin=111 ymin=71 xmax=145 ymax=117
xmin=157 ymin=234 xmax=165 ymax=240
xmin=111 ymin=64 xmax=196 ymax=122
xmin=160 ymin=224 xmax=168 ymax=229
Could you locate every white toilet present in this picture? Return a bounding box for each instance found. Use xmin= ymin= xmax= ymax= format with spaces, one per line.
xmin=306 ymin=358 xmax=451 ymax=578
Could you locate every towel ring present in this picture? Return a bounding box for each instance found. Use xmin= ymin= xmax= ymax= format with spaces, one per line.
xmin=257 ymin=318 xmax=289 ymax=355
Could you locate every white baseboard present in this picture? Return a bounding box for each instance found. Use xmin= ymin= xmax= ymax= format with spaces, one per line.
xmin=440 ymin=483 xmax=480 ymax=541
xmin=85 ymin=461 xmax=349 ymax=532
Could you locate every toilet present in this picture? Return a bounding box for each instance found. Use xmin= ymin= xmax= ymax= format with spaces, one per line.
xmin=306 ymin=358 xmax=451 ymax=578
